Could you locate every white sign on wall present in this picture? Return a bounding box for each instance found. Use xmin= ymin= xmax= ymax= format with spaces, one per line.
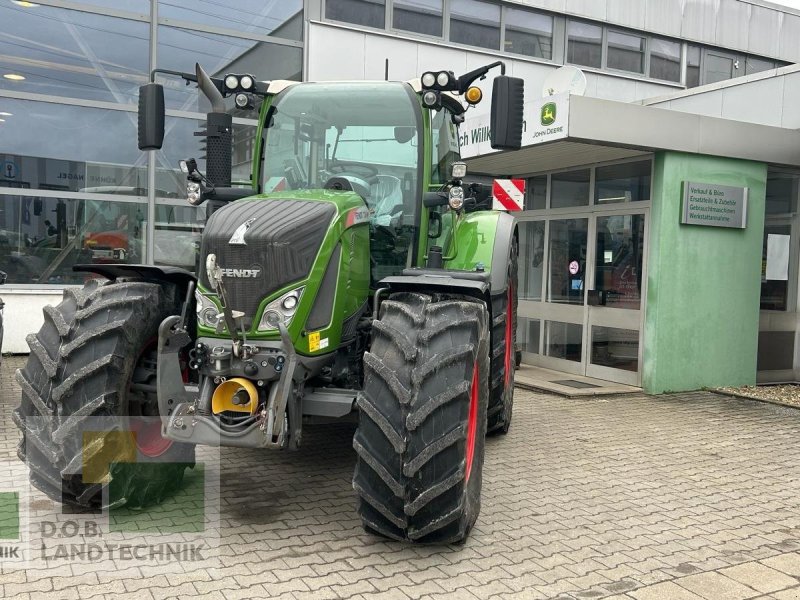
xmin=459 ymin=93 xmax=570 ymax=159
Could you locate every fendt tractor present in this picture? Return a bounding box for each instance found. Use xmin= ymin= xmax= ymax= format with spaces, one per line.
xmin=14 ymin=61 xmax=524 ymax=543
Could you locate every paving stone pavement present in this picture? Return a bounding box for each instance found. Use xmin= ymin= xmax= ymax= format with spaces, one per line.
xmin=3 ymin=354 xmax=800 ymax=599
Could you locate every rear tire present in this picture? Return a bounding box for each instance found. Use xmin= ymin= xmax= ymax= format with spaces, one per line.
xmin=353 ymin=292 xmax=490 ymax=543
xmin=14 ymin=278 xmax=194 ymax=509
xmin=487 ymin=235 xmax=518 ymax=435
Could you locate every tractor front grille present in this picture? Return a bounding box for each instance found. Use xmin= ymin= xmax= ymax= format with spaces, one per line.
xmin=200 ymin=198 xmax=336 ymax=325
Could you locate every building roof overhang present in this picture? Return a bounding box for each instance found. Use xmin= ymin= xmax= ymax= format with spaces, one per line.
xmin=465 ymin=94 xmax=800 ymax=177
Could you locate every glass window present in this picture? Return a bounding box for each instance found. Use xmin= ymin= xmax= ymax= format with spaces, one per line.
xmin=591 ymin=326 xmax=639 ymax=372
xmin=326 ymin=0 xmax=385 ymax=29
xmin=761 ymin=224 xmax=791 ymax=311
xmin=746 ymin=56 xmax=775 ymax=75
xmin=705 ymin=52 xmax=736 ymax=84
xmin=551 ymin=169 xmax=590 ymax=208
xmin=430 ymin=109 xmax=460 ymax=185
xmin=649 ymin=38 xmax=681 ymax=82
xmin=607 ymin=30 xmax=645 ymax=74
xmin=766 ymin=171 xmax=799 ymax=215
xmin=263 ymin=82 xmax=420 ymax=280
xmin=393 ymin=0 xmax=443 ymax=37
xmin=0 ymin=99 xmax=146 ymax=194
xmin=0 ymin=193 xmax=146 ymax=285
xmin=547 ymin=218 xmax=588 ymax=305
xmin=157 ymin=26 xmax=302 ymax=113
xmin=595 ymin=160 xmax=651 ymax=204
xmin=567 ymin=21 xmax=602 ymax=69
xmin=544 ymin=321 xmax=582 ymax=362
xmin=595 ymin=214 xmax=645 ymax=309
xmin=526 ymin=175 xmax=547 ymax=210
xmin=519 ymin=220 xmax=545 ymax=301
xmin=686 ymin=45 xmax=701 ymax=87
xmin=153 ymin=202 xmax=202 ymax=272
xmin=450 ymin=0 xmax=501 ymax=50
xmin=159 ymin=0 xmax=303 ymax=40
xmin=504 ymin=8 xmax=553 ymax=60
xmin=0 ymin=5 xmax=148 ymax=104
xmin=518 ymin=317 xmax=541 ymax=355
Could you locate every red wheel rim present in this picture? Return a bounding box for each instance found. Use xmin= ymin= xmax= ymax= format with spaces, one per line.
xmin=130 ymin=418 xmax=172 ymax=457
xmin=503 ymin=283 xmax=514 ymax=388
xmin=129 ymin=338 xmax=174 ymax=458
xmin=465 ymin=362 xmax=479 ymax=482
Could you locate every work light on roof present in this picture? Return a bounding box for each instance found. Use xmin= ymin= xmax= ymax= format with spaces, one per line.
xmin=239 ymin=75 xmax=254 ymax=90
xmin=421 ymin=72 xmax=436 ymax=88
xmin=224 ymin=75 xmax=239 ymax=90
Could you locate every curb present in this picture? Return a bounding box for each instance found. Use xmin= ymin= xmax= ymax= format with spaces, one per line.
xmin=712 ymin=387 xmax=800 ymax=410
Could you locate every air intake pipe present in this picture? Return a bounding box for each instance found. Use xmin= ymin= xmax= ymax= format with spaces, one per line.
xmin=196 ymin=62 xmax=232 ymax=187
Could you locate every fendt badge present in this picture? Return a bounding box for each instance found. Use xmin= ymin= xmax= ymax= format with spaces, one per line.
xmin=229 ymin=217 xmax=257 ymax=245
xmin=220 ymin=268 xmax=261 ymax=278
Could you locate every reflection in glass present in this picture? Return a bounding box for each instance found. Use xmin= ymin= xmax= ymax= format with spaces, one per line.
xmin=547 ymin=219 xmax=587 ymax=305
xmin=551 ymin=169 xmax=589 ymax=208
xmin=153 ymin=203 xmax=202 ymax=271
xmin=518 ymin=317 xmax=541 ymax=355
xmin=0 ymin=99 xmax=146 ymax=193
xmin=595 ymin=161 xmax=651 ymax=204
xmin=450 ymin=0 xmax=501 ymax=50
xmin=545 ymin=321 xmax=582 ymax=362
xmin=326 ymin=0 xmax=386 ymax=29
xmin=505 ymin=8 xmax=553 ymax=59
xmin=746 ymin=56 xmax=775 ymax=75
xmin=157 ymin=26 xmax=302 ymax=113
xmin=705 ymin=53 xmax=735 ymax=84
xmin=394 ymin=0 xmax=443 ymax=37
xmin=765 ymin=171 xmax=799 ymax=215
xmin=567 ymin=21 xmax=601 ymax=68
xmin=686 ymin=45 xmax=701 ymax=87
xmin=519 ymin=220 xmax=545 ymax=301
xmin=594 ymin=214 xmax=645 ymax=309
xmin=159 ymin=0 xmax=303 ymax=40
xmin=0 ymin=4 xmax=148 ymax=103
xmin=649 ymin=38 xmax=681 ymax=82
xmin=591 ymin=326 xmax=638 ymax=372
xmin=606 ymin=30 xmax=645 ymax=74
xmin=526 ymin=175 xmax=547 ymax=210
xmin=0 ymin=194 xmax=145 ymax=284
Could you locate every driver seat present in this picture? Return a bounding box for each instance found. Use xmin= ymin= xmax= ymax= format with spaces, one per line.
xmin=369 ymin=175 xmax=403 ymax=226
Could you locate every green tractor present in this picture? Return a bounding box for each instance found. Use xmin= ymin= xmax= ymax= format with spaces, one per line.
xmin=14 ymin=62 xmax=523 ymax=544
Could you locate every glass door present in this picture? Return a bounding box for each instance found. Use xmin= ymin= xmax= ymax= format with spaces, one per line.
xmin=704 ymin=50 xmax=743 ymax=84
xmin=518 ymin=208 xmax=648 ymax=385
xmin=585 ymin=210 xmax=648 ymax=385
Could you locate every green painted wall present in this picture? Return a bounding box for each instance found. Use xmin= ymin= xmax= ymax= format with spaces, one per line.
xmin=643 ymin=152 xmax=767 ymax=394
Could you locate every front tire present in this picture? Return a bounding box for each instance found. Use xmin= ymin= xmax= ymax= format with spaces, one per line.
xmin=14 ymin=278 xmax=194 ymax=509
xmin=353 ymin=292 xmax=490 ymax=543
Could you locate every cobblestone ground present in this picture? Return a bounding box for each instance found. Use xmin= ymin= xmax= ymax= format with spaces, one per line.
xmin=3 ymin=354 xmax=800 ymax=599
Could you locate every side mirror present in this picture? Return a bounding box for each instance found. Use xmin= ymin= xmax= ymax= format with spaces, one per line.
xmin=490 ymin=75 xmax=524 ymax=150
xmin=138 ymin=83 xmax=165 ymax=151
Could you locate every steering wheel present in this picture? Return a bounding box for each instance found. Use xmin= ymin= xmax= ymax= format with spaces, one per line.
xmin=327 ymin=160 xmax=379 ymax=184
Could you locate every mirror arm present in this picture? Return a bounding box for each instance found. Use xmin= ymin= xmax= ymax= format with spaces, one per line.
xmin=457 ymin=61 xmax=505 ymax=94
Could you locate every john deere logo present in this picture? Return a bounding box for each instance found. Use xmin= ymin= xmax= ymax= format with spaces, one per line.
xmin=541 ymin=102 xmax=556 ymax=126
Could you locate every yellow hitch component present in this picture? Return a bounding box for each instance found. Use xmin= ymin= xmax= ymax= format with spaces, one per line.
xmin=212 ymin=378 xmax=259 ymax=416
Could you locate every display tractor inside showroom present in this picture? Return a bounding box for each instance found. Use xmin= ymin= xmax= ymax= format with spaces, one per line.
xmin=14 ymin=62 xmax=524 ymax=543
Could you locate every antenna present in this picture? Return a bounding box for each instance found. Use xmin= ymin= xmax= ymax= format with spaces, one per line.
xmin=542 ymin=66 xmax=587 ymax=97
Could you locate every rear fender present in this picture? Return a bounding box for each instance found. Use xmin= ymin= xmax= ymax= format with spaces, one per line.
xmin=73 ymin=263 xmax=196 ymax=295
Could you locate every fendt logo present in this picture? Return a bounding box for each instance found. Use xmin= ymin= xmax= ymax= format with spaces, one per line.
xmin=220 ymin=268 xmax=261 ymax=278
xmin=541 ymin=102 xmax=556 ymax=126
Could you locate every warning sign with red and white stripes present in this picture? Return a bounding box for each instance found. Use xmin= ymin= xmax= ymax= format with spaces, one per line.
xmin=492 ymin=179 xmax=525 ymax=211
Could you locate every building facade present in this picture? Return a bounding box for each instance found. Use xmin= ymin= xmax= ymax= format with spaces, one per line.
xmin=1 ymin=0 xmax=798 ymax=392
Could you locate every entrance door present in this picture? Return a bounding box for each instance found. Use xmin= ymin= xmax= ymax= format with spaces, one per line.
xmin=518 ymin=208 xmax=648 ymax=385
xmin=704 ymin=50 xmax=743 ymax=84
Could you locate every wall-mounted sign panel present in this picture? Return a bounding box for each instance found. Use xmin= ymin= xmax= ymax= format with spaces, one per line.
xmin=460 ymin=93 xmax=570 ymax=159
xmin=681 ymin=182 xmax=748 ymax=229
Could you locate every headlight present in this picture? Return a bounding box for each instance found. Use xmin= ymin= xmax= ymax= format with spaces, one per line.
xmin=448 ymin=186 xmax=465 ymax=211
xmin=195 ymin=289 xmax=221 ymax=329
xmin=258 ymin=286 xmax=304 ymax=332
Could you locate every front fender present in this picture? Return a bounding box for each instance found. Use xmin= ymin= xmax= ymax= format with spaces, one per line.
xmin=444 ymin=211 xmax=517 ymax=294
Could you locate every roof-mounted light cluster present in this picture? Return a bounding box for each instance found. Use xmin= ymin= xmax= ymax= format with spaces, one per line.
xmin=420 ymin=69 xmax=485 ymax=110
xmin=221 ymin=73 xmax=257 ymax=110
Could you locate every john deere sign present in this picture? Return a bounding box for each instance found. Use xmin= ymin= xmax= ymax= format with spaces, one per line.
xmin=460 ymin=93 xmax=570 ymax=159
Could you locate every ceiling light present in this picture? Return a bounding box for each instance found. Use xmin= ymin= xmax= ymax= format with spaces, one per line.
xmin=12 ymin=1 xmax=39 ymax=7
xmin=0 ymin=112 xmax=11 ymax=116
xmin=3 ymin=73 xmax=25 ymax=81
xmin=0 ymin=119 xmax=5 ymax=122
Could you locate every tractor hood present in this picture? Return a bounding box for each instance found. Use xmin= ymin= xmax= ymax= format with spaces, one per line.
xmin=199 ymin=197 xmax=337 ymax=321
